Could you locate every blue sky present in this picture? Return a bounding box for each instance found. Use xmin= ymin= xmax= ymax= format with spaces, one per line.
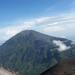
xmin=0 ymin=0 xmax=75 ymax=44
xmin=0 ymin=0 xmax=74 ymax=26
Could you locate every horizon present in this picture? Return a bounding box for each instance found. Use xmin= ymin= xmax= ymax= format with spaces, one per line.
xmin=0 ymin=0 xmax=75 ymax=43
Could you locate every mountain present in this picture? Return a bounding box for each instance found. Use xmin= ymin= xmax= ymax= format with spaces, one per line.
xmin=0 ymin=30 xmax=72 ymax=75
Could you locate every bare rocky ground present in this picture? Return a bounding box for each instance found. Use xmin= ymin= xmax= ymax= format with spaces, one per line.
xmin=40 ymin=59 xmax=75 ymax=75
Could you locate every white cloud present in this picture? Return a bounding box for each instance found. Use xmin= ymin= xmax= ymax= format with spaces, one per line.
xmin=39 ymin=15 xmax=75 ymax=40
xmin=53 ymin=40 xmax=71 ymax=51
xmin=0 ymin=67 xmax=18 ymax=75
xmin=0 ymin=24 xmax=33 ymax=44
xmin=0 ymin=17 xmax=52 ymax=43
xmin=42 ymin=26 xmax=65 ymax=32
xmin=0 ymin=14 xmax=75 ymax=44
xmin=5 ymin=24 xmax=32 ymax=36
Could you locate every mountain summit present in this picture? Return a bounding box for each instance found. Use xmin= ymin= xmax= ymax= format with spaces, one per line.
xmin=0 ymin=30 xmax=72 ymax=75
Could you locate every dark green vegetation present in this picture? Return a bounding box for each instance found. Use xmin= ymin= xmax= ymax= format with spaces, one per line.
xmin=0 ymin=30 xmax=73 ymax=75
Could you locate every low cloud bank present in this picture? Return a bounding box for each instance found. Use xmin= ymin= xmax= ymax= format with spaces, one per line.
xmin=0 ymin=67 xmax=18 ymax=75
xmin=53 ymin=40 xmax=71 ymax=51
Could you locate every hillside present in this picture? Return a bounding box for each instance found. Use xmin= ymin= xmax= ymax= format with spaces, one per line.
xmin=0 ymin=30 xmax=72 ymax=75
xmin=40 ymin=45 xmax=75 ymax=75
xmin=40 ymin=59 xmax=75 ymax=75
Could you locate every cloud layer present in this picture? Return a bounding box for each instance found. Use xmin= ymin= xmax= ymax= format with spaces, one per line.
xmin=53 ymin=40 xmax=71 ymax=51
xmin=0 ymin=67 xmax=18 ymax=75
xmin=0 ymin=14 xmax=75 ymax=44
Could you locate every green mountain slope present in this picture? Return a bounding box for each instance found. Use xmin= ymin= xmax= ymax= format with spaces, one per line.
xmin=0 ymin=30 xmax=72 ymax=75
